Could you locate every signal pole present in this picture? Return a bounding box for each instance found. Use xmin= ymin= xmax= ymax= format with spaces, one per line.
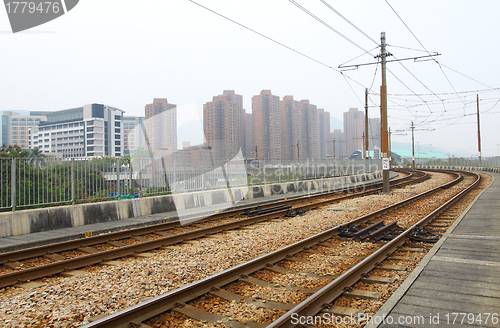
xmin=380 ymin=32 xmax=390 ymax=193
xmin=477 ymin=94 xmax=482 ymax=166
xmin=365 ymin=88 xmax=369 ymax=159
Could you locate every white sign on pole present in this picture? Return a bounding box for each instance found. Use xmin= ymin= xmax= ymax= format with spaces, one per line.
xmin=382 ymin=158 xmax=390 ymax=170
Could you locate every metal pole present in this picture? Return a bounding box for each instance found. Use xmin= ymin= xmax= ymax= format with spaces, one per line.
xmin=380 ymin=32 xmax=390 ymax=193
xmin=477 ymin=94 xmax=482 ymax=166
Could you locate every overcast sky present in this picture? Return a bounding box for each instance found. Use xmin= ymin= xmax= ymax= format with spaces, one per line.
xmin=1 ymin=0 xmax=499 ymax=156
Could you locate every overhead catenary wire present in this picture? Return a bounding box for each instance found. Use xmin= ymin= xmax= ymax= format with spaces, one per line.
xmin=316 ymin=0 xmax=440 ymax=117
xmin=384 ymin=0 xmax=465 ymax=105
xmin=289 ymin=0 xmax=368 ymax=53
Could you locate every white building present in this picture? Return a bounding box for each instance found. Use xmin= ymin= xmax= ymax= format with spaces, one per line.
xmin=29 ymin=104 xmax=124 ymax=158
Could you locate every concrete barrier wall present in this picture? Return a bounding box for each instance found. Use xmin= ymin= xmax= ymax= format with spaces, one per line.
xmin=0 ymin=171 xmax=382 ymax=238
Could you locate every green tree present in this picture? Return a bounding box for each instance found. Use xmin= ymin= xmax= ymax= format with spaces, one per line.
xmin=0 ymin=144 xmax=28 ymax=158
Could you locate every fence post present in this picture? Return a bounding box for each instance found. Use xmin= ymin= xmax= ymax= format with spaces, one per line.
xmin=139 ymin=159 xmax=143 ymax=197
xmin=263 ymin=159 xmax=266 ymax=185
xmin=173 ymin=158 xmax=176 ymax=192
xmin=116 ymin=158 xmax=120 ymax=200
xmin=201 ymin=158 xmax=204 ymax=191
xmin=11 ymin=158 xmax=16 ymax=212
xmin=71 ymin=158 xmax=75 ymax=205
xmin=129 ymin=158 xmax=133 ymax=194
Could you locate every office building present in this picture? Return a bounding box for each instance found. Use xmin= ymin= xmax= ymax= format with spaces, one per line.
xmin=2 ymin=111 xmax=46 ymax=149
xmin=29 ymin=104 xmax=124 ymax=158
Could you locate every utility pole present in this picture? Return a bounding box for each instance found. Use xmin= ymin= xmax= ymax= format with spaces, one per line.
xmin=380 ymin=32 xmax=390 ymax=193
xmin=477 ymin=94 xmax=482 ymax=166
xmin=411 ymin=121 xmax=415 ymax=169
xmin=297 ymin=141 xmax=300 ymax=160
xmin=365 ymin=88 xmax=369 ymax=159
xmin=336 ymin=32 xmax=438 ymax=191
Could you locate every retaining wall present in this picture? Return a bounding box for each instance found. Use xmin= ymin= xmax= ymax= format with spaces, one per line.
xmin=0 ymin=171 xmax=382 ymax=238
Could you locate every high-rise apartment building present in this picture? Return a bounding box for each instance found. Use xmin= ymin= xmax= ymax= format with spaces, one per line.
xmin=243 ymin=113 xmax=254 ymax=158
xmin=280 ymin=96 xmax=302 ymax=160
xmin=123 ymin=116 xmax=146 ymax=155
xmin=343 ymin=108 xmax=365 ymax=157
xmin=203 ymin=90 xmax=244 ymax=161
xmin=29 ymin=104 xmax=124 ymax=158
xmin=301 ymin=100 xmax=319 ymax=159
xmin=331 ymin=129 xmax=346 ymax=159
xmin=2 ymin=111 xmax=46 ymax=149
xmin=145 ymin=98 xmax=177 ymax=152
xmin=319 ymin=110 xmax=330 ymax=158
xmin=253 ymin=90 xmax=281 ymax=160
xmin=368 ymin=117 xmax=381 ymax=152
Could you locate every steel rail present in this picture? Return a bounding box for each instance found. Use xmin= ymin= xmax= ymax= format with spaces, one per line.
xmin=0 ymin=170 xmax=430 ymax=290
xmin=0 ymin=169 xmax=418 ymax=288
xmin=82 ymin=170 xmax=464 ymax=328
xmin=268 ymin=171 xmax=480 ymax=327
xmin=0 ymin=170 xmax=416 ymax=264
xmin=0 ymin=171 xmax=426 ymax=288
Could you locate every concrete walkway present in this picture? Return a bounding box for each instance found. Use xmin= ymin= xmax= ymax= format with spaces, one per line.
xmin=369 ymin=172 xmax=500 ymax=328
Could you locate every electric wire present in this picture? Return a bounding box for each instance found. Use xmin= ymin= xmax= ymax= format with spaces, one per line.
xmin=289 ymin=0 xmax=368 ymax=53
xmin=317 ymin=0 xmax=440 ymax=117
xmin=187 ymin=0 xmax=369 ymax=91
xmin=384 ymin=0 xmax=465 ymax=105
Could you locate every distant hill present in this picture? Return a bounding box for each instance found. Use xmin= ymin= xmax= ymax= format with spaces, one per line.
xmin=330 ymin=116 xmax=342 ymax=132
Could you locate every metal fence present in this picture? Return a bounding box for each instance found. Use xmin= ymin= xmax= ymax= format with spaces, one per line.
xmin=0 ymin=156 xmax=383 ymax=211
xmin=402 ymin=156 xmax=500 ymax=168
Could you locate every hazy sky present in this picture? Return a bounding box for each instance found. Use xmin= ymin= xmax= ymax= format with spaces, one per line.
xmin=1 ymin=0 xmax=499 ymax=156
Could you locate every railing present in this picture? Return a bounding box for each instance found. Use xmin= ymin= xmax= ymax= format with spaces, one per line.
xmin=0 ymin=156 xmax=381 ymax=212
xmin=404 ymin=156 xmax=500 ymax=168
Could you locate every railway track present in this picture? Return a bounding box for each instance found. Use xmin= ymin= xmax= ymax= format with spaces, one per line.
xmin=79 ymin=169 xmax=480 ymax=328
xmin=0 ymin=170 xmax=424 ymax=289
